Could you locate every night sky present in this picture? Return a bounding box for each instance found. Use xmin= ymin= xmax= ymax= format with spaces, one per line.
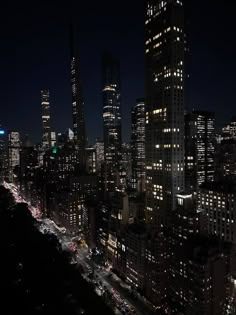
xmin=1 ymin=0 xmax=236 ymax=144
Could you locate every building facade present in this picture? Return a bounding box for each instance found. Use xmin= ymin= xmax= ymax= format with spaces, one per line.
xmin=145 ymin=0 xmax=185 ymax=226
xmin=95 ymin=138 xmax=104 ymax=174
xmin=102 ymin=52 xmax=122 ymax=192
xmin=215 ymin=138 xmax=236 ymax=180
xmin=70 ymin=25 xmax=86 ymax=167
xmin=168 ymin=193 xmax=234 ymax=315
xmin=85 ymin=147 xmax=96 ymax=174
xmin=0 ymin=127 xmax=7 ymax=181
xmin=185 ymin=111 xmax=215 ymax=192
xmin=144 ymin=0 xmax=187 ymax=310
xmin=41 ymin=89 xmax=51 ymax=150
xmin=131 ymin=98 xmax=146 ymax=192
xmin=198 ymin=181 xmax=236 ymax=245
xmin=8 ymin=131 xmax=20 ymax=182
xmin=222 ymin=116 xmax=236 ymax=140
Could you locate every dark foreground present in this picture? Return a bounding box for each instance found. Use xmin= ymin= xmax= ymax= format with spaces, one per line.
xmin=0 ymin=185 xmax=114 ymax=315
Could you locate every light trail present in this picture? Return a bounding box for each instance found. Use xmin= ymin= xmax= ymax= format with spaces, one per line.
xmin=2 ymin=181 xmax=153 ymax=315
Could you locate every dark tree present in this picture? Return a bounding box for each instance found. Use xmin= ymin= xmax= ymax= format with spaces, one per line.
xmin=0 ymin=185 xmax=114 ymax=315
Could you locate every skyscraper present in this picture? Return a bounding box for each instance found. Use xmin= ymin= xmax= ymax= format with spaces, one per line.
xmin=70 ymin=25 xmax=86 ymax=166
xmin=41 ymin=89 xmax=51 ymax=150
xmin=131 ymin=98 xmax=146 ymax=192
xmin=102 ymin=52 xmax=122 ymax=192
xmin=94 ymin=138 xmax=104 ymax=174
xmin=185 ymin=111 xmax=215 ymax=192
xmin=8 ymin=131 xmax=20 ymax=182
xmin=85 ymin=146 xmax=96 ymax=174
xmin=19 ymin=137 xmax=38 ymax=204
xmin=0 ymin=127 xmax=7 ymax=181
xmin=145 ymin=0 xmax=185 ymax=225
xmin=144 ymin=0 xmax=186 ymax=308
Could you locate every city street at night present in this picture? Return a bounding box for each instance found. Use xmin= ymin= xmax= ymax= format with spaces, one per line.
xmin=3 ymin=181 xmax=155 ymax=315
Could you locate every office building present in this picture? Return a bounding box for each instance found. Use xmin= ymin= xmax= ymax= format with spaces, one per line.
xmin=197 ymin=179 xmax=236 ymax=306
xmin=120 ymin=143 xmax=132 ymax=191
xmin=107 ymin=191 xmax=129 ymax=264
xmin=95 ymin=138 xmax=104 ymax=174
xmin=144 ymin=0 xmax=187 ymax=309
xmin=43 ymin=143 xmax=80 ymax=185
xmin=145 ymin=0 xmax=185 ymax=225
xmin=41 ymin=89 xmax=51 ymax=150
xmin=70 ymin=25 xmax=86 ymax=166
xmin=168 ymin=193 xmax=234 ymax=315
xmin=54 ymin=178 xmax=88 ymax=235
xmin=102 ymin=52 xmax=122 ymax=191
xmin=0 ymin=127 xmax=7 ymax=181
xmin=198 ymin=180 xmax=236 ymax=245
xmin=50 ymin=131 xmax=56 ymax=148
xmin=85 ymin=146 xmax=96 ymax=174
xmin=215 ymin=138 xmax=236 ymax=179
xmin=131 ymin=98 xmax=145 ymax=192
xmin=57 ymin=128 xmax=74 ymax=149
xmin=8 ymin=131 xmax=20 ymax=182
xmin=222 ymin=116 xmax=236 ymax=140
xmin=97 ymin=201 xmax=112 ymax=253
xmin=185 ymin=111 xmax=215 ymax=192
xmin=172 ymin=236 xmax=233 ymax=315
xmin=19 ymin=137 xmax=39 ymax=204
xmin=125 ymin=224 xmax=146 ymax=291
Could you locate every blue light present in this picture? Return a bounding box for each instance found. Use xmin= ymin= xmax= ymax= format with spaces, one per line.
xmin=0 ymin=130 xmax=5 ymax=135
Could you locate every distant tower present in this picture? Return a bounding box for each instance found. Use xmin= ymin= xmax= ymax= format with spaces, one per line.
xmin=0 ymin=127 xmax=7 ymax=181
xmin=185 ymin=110 xmax=215 ymax=192
xmin=70 ymin=24 xmax=86 ymax=167
xmin=8 ymin=131 xmax=20 ymax=182
xmin=102 ymin=52 xmax=122 ymax=191
xmin=131 ymin=98 xmax=145 ymax=192
xmin=41 ymin=89 xmax=51 ymax=149
xmin=95 ymin=138 xmax=104 ymax=174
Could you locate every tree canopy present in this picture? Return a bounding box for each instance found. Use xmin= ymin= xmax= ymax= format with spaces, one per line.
xmin=0 ymin=185 xmax=114 ymax=315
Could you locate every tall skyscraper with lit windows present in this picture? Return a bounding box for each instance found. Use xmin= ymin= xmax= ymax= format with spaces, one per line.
xmin=144 ymin=0 xmax=186 ymax=308
xmin=8 ymin=131 xmax=21 ymax=182
xmin=70 ymin=25 xmax=86 ymax=167
xmin=41 ymin=89 xmax=51 ymax=150
xmin=185 ymin=110 xmax=215 ymax=192
xmin=145 ymin=0 xmax=186 ymax=226
xmin=131 ymin=98 xmax=146 ymax=192
xmin=102 ymin=52 xmax=122 ymax=191
xmin=0 ymin=127 xmax=7 ymax=181
xmin=95 ymin=138 xmax=104 ymax=174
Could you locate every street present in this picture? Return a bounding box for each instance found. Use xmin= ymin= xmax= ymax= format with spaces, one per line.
xmin=3 ymin=181 xmax=156 ymax=315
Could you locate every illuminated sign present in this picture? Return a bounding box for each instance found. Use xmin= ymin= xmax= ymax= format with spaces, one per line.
xmin=0 ymin=130 xmax=5 ymax=135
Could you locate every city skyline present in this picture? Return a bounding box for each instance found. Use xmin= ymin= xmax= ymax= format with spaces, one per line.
xmin=1 ymin=0 xmax=236 ymax=143
xmin=1 ymin=1 xmax=236 ymax=314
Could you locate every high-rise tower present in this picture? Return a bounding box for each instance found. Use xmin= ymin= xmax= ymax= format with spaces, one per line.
xmin=185 ymin=110 xmax=215 ymax=192
xmin=0 ymin=127 xmax=7 ymax=181
xmin=70 ymin=25 xmax=86 ymax=166
xmin=131 ymin=98 xmax=146 ymax=192
xmin=144 ymin=2 xmax=186 ymax=307
xmin=41 ymin=89 xmax=51 ymax=150
xmin=102 ymin=52 xmax=122 ymax=191
xmin=8 ymin=131 xmax=20 ymax=182
xmin=145 ymin=0 xmax=186 ymax=226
